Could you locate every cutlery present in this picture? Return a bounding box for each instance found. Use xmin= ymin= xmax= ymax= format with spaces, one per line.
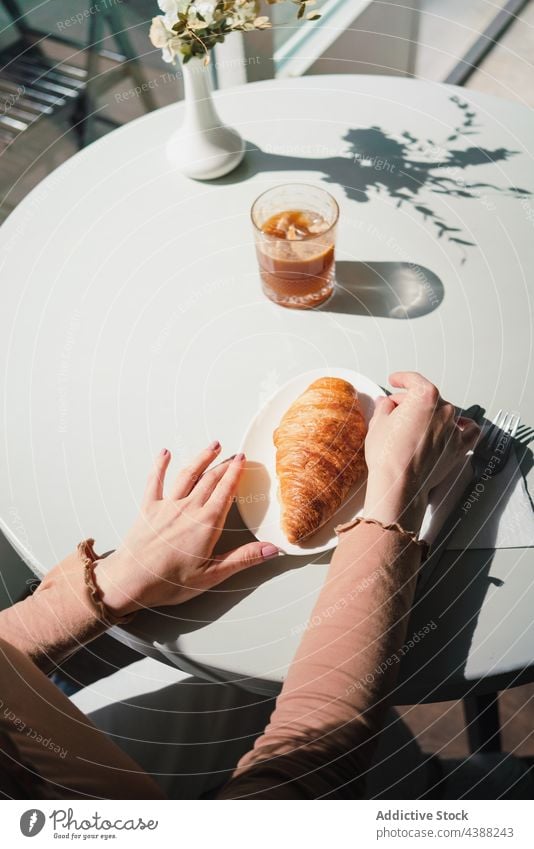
xmin=472 ymin=409 xmax=520 ymax=477
xmin=418 ymin=407 xmax=520 ymax=589
xmin=511 ymin=423 xmax=533 ymax=446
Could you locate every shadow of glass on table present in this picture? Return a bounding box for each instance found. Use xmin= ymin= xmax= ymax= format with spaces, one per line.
xmin=216 ymin=96 xmax=531 ymax=264
xmin=323 ymin=261 xmax=444 ymax=319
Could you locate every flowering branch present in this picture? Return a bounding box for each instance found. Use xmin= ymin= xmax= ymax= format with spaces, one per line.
xmin=150 ymin=0 xmax=320 ymax=64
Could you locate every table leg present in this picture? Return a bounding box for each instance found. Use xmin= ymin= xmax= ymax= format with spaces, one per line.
xmin=463 ymin=693 xmax=502 ymax=753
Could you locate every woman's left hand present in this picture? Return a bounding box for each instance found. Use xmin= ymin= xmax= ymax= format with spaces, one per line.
xmin=94 ymin=444 xmax=279 ymax=617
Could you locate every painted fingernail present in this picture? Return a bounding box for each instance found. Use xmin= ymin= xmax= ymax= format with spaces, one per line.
xmin=234 ymin=452 xmax=245 ymax=462
xmin=209 ymin=440 xmax=221 ymax=451
xmin=261 ymin=543 xmax=279 ymax=559
xmin=160 ymin=448 xmax=168 ymax=456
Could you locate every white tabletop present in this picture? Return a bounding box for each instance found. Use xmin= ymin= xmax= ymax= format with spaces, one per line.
xmin=1 ymin=75 xmax=533 ymax=701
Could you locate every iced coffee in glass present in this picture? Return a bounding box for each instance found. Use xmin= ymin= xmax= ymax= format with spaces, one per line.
xmin=251 ymin=184 xmax=339 ymax=309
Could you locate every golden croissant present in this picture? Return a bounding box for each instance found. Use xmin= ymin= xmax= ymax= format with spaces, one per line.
xmin=274 ymin=377 xmax=367 ymax=544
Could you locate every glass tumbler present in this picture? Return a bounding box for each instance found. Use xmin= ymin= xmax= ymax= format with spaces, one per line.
xmin=251 ymin=183 xmax=339 ymax=309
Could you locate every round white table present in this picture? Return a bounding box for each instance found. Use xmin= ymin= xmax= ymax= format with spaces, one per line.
xmin=1 ymin=75 xmax=533 ymax=707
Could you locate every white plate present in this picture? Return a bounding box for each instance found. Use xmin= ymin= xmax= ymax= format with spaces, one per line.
xmin=237 ymin=368 xmax=386 ymax=555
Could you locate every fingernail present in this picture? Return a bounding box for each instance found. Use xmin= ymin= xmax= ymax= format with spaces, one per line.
xmin=234 ymin=452 xmax=245 ymax=462
xmin=160 ymin=448 xmax=168 ymax=456
xmin=261 ymin=543 xmax=279 ymax=559
xmin=209 ymin=440 xmax=220 ymax=451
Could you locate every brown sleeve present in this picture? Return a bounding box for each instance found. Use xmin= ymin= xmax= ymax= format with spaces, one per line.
xmin=0 ymin=540 xmax=130 ymax=673
xmin=0 ymin=637 xmax=164 ymax=799
xmin=218 ymin=522 xmax=422 ymax=798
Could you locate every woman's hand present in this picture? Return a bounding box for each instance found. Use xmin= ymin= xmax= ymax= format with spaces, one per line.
xmin=363 ymin=372 xmax=480 ymax=530
xmin=94 ymin=444 xmax=279 ymax=617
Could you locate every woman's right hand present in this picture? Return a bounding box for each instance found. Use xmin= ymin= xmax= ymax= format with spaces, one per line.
xmin=363 ymin=371 xmax=479 ymax=530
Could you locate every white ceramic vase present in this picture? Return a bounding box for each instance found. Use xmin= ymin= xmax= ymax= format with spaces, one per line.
xmin=166 ymin=56 xmax=245 ymax=180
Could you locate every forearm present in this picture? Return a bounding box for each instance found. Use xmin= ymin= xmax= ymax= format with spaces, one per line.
xmin=220 ymin=374 xmax=473 ymax=798
xmin=0 ymin=540 xmax=130 ymax=673
xmin=219 ymin=519 xmax=424 ymax=799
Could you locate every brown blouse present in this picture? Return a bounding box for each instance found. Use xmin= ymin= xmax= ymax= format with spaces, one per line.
xmin=0 ymin=543 xmax=163 ymax=798
xmin=218 ymin=522 xmax=422 ymax=798
xmin=0 ymin=523 xmax=421 ymax=799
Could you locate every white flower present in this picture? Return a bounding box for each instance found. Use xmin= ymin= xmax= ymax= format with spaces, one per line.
xmin=228 ymin=0 xmax=259 ymax=25
xmin=158 ymin=0 xmax=190 ymax=30
xmin=157 ymin=0 xmax=188 ymax=16
xmin=149 ymin=0 xmax=314 ymax=64
xmin=149 ymin=16 xmax=181 ymax=63
xmin=192 ymin=1 xmax=216 ymax=23
xmin=149 ymin=16 xmax=170 ymax=48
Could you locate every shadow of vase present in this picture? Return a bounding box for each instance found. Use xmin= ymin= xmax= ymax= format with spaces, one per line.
xmin=324 ymin=261 xmax=444 ymax=318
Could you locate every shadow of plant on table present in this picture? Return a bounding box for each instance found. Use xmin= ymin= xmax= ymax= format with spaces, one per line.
xmin=222 ymin=96 xmax=531 ymax=262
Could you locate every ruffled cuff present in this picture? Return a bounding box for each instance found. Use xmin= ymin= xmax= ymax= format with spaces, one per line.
xmin=78 ymin=539 xmax=134 ymax=627
xmin=0 ymin=540 xmax=134 ymax=672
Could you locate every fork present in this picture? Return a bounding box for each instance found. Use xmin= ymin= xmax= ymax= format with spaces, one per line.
xmin=418 ymin=407 xmax=520 ymax=588
xmin=473 ymin=409 xmax=521 ymax=476
xmin=514 ymin=423 xmax=534 ymax=446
